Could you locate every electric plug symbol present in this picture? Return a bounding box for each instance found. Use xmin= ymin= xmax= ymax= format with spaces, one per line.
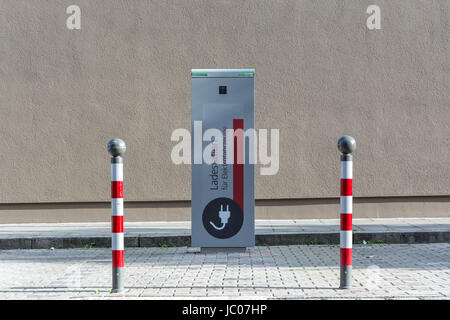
xmin=219 ymin=204 xmax=230 ymax=225
xmin=210 ymin=204 xmax=230 ymax=230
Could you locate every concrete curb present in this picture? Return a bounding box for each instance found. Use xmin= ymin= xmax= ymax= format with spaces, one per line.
xmin=1 ymin=231 xmax=449 ymax=249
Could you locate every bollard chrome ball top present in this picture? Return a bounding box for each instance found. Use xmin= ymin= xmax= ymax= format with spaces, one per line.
xmin=337 ymin=136 xmax=356 ymax=154
xmin=107 ymin=138 xmax=126 ymax=157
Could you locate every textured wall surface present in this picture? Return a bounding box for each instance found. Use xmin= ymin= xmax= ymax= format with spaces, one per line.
xmin=0 ymin=0 xmax=449 ymax=204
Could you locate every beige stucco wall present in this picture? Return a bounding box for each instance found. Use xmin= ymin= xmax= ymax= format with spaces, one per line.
xmin=0 ymin=1 xmax=449 ymax=212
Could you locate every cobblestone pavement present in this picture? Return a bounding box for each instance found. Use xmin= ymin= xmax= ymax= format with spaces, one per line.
xmin=0 ymin=243 xmax=449 ymax=299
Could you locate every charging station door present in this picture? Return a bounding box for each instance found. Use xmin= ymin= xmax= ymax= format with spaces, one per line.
xmin=191 ymin=69 xmax=255 ymax=248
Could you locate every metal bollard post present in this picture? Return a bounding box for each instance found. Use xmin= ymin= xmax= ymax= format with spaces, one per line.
xmin=108 ymin=138 xmax=126 ymax=293
xmin=338 ymin=136 xmax=356 ymax=289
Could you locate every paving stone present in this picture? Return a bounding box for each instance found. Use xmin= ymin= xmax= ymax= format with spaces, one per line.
xmin=0 ymin=243 xmax=449 ymax=299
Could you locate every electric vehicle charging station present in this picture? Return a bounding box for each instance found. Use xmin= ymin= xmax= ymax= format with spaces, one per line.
xmin=191 ymin=69 xmax=255 ymax=248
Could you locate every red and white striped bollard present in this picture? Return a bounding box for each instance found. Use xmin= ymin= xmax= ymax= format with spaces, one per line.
xmin=338 ymin=136 xmax=356 ymax=289
xmin=108 ymin=138 xmax=126 ymax=293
